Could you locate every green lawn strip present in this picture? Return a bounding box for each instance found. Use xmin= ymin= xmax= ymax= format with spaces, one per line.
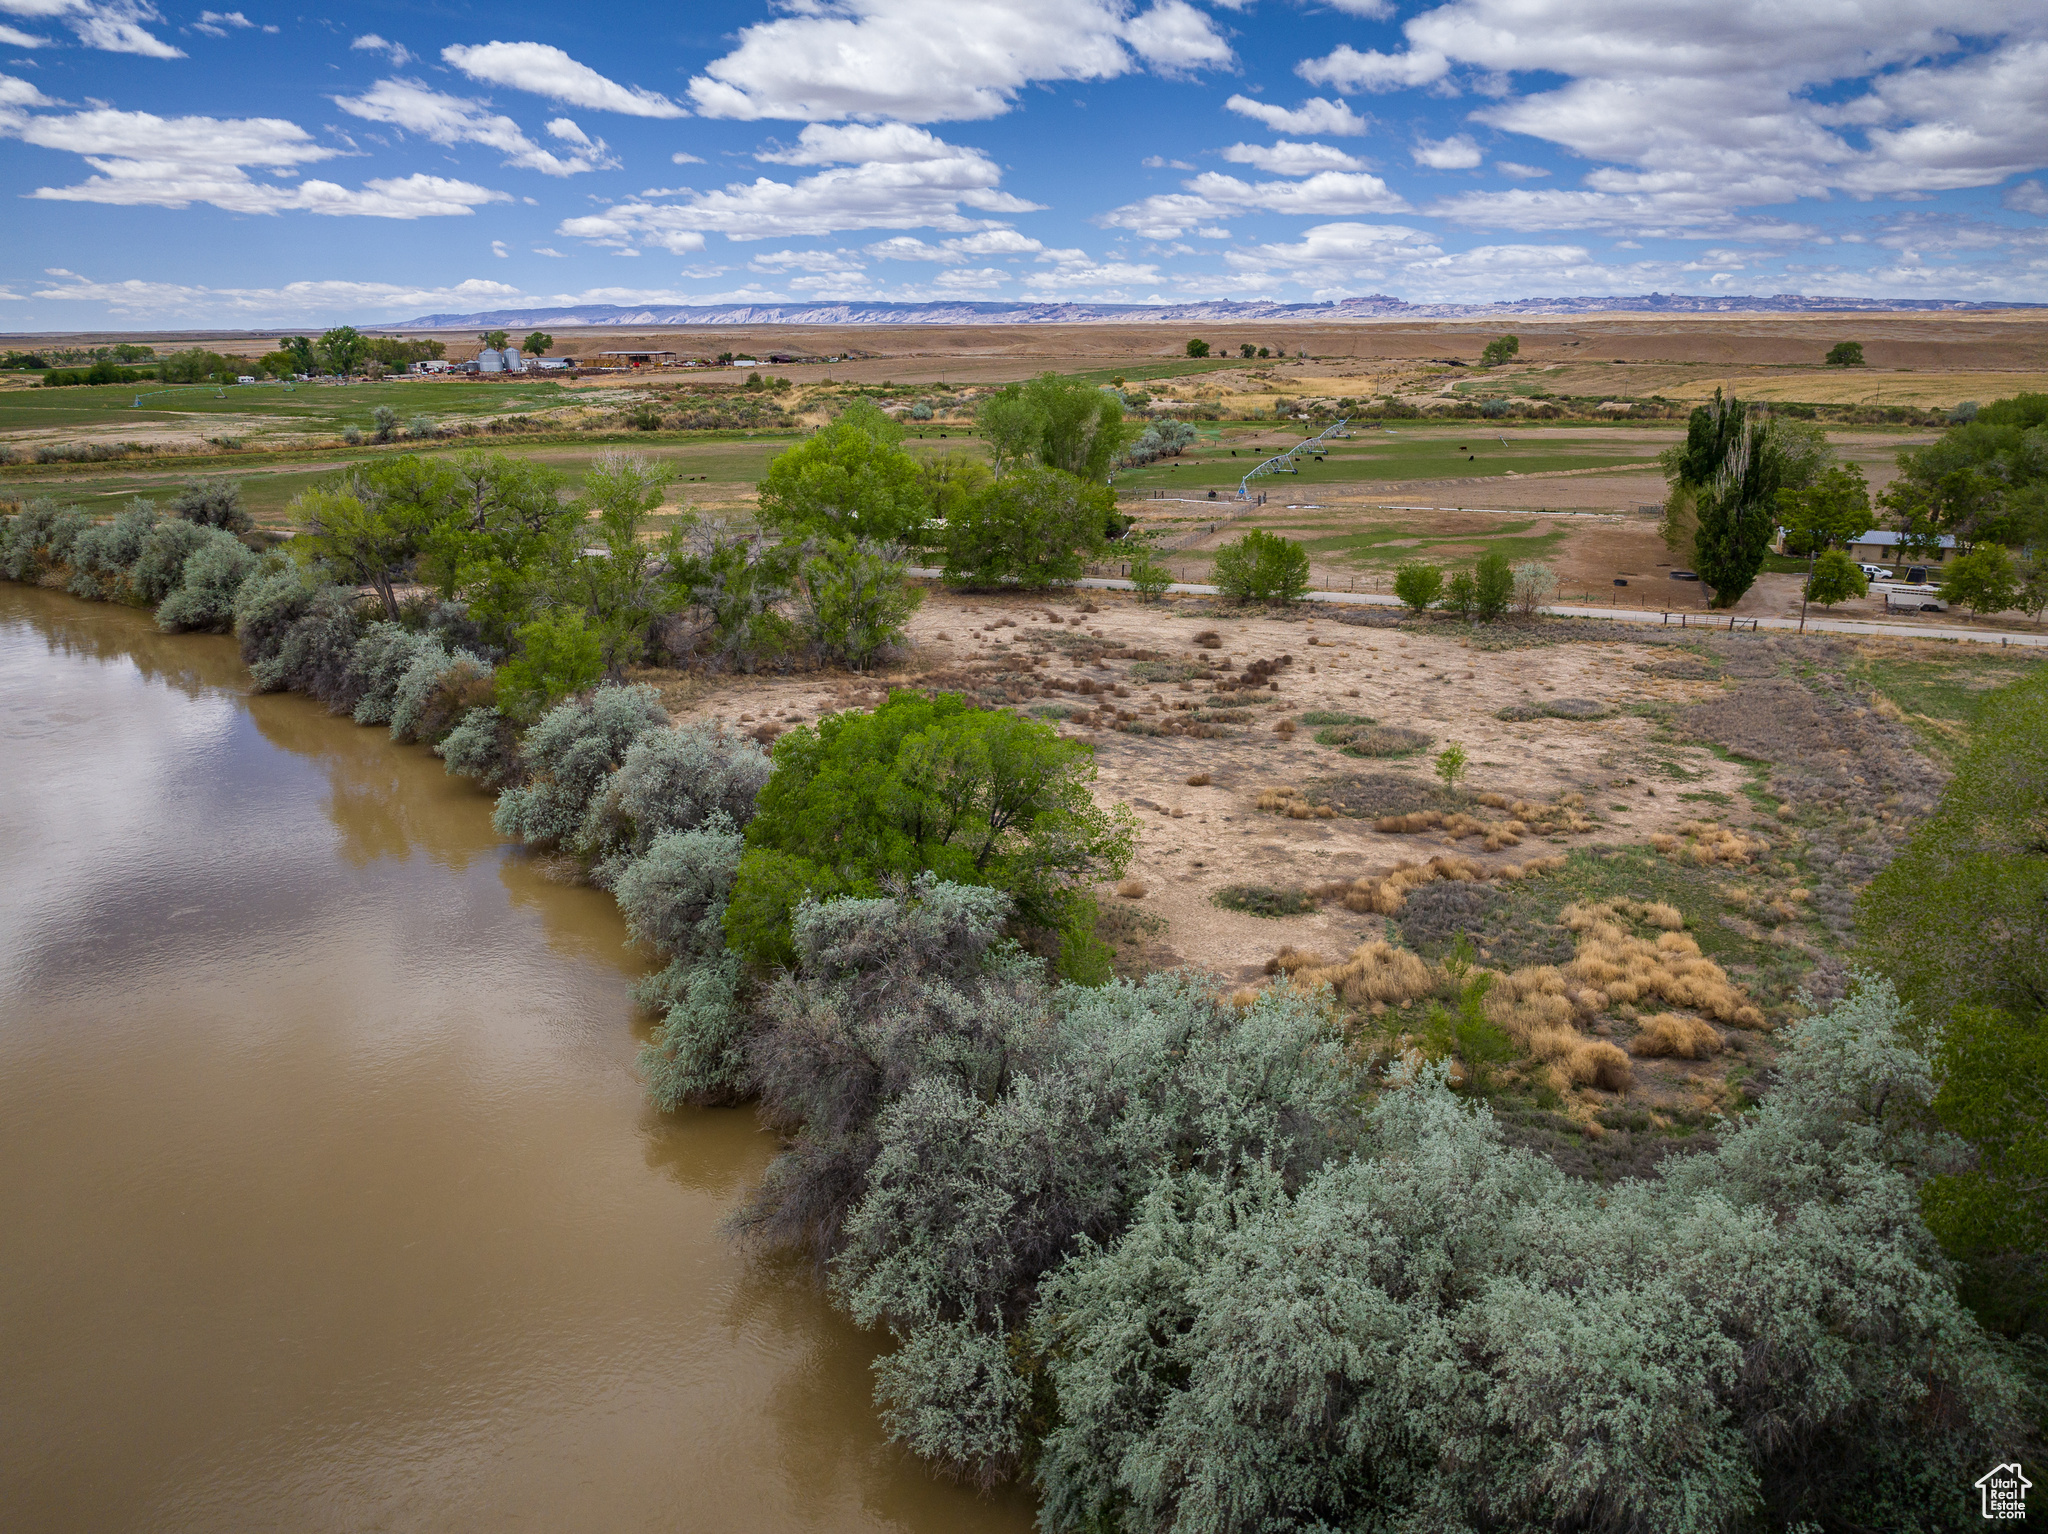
xmin=1846 ymin=651 xmax=2045 ymax=730
xmin=1298 ymin=523 xmax=1571 ymax=567
xmin=2 ymin=433 xmax=815 ymax=521
xmin=0 ymin=379 xmax=570 ymax=433
xmin=1110 ymin=441 xmax=1662 ymax=491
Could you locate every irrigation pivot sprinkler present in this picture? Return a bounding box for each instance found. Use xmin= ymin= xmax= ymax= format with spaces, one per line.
xmin=1238 ymin=418 xmax=1350 ymax=499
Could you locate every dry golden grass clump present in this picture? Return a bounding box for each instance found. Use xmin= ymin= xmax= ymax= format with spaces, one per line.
xmin=1522 ymin=1030 xmax=1635 ymax=1092
xmin=1270 ymin=941 xmax=1635 ymax=1094
xmin=1284 ymin=941 xmax=1438 ymax=1007
xmin=1629 ymin=1012 xmax=1726 ymax=1059
xmin=1375 ymin=809 xmax=1529 ymax=850
xmin=1116 ymin=879 xmax=1149 ymax=900
xmin=1257 ymin=785 xmax=1339 ymax=819
xmin=1378 ymin=793 xmax=1592 ymax=840
xmin=1255 ymin=896 xmax=1758 ymax=1100
xmin=1650 ymin=819 xmax=1769 ymax=865
xmin=1311 ymin=852 xmax=1570 ymax=914
xmin=1264 ymin=944 xmax=1333 ymax=976
xmin=1559 ymin=901 xmax=1766 ymax=1028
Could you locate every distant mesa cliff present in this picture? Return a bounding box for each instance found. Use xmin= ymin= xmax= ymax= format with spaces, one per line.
xmin=391 ymin=294 xmax=2042 ymax=328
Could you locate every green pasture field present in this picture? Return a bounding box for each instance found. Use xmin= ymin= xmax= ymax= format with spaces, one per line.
xmin=1111 ymin=426 xmax=1667 ymax=492
xmin=1845 ymin=650 xmax=2046 ymax=739
xmin=1278 ymin=513 xmax=1573 ymax=569
xmin=0 ymin=378 xmax=570 ymax=435
xmin=2 ymin=431 xmax=825 ymax=524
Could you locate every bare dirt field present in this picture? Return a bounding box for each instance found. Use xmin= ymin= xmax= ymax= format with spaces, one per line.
xmin=14 ymin=309 xmax=2046 ymax=383
xmin=625 ymin=580 xmax=2037 ymax=1159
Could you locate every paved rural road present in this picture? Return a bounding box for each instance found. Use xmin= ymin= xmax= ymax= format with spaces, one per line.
xmin=907 ymin=570 xmax=2048 ymax=650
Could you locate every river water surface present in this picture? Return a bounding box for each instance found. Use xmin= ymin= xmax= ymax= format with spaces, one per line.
xmin=0 ymin=585 xmax=1031 ymax=1533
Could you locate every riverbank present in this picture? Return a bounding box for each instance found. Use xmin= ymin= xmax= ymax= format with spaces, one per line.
xmin=0 ymin=583 xmax=1031 ymax=1533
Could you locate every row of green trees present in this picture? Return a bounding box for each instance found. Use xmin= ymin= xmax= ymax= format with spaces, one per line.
xmin=1390 ymin=550 xmax=1550 ymax=619
xmin=1665 ymin=390 xmax=2048 ymax=612
xmin=35 ymin=332 xmax=454 ymax=388
xmin=256 ymin=328 xmax=449 ymax=380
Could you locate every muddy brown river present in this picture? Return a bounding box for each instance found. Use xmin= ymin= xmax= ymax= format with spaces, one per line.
xmin=0 ymin=586 xmax=1031 ymax=1533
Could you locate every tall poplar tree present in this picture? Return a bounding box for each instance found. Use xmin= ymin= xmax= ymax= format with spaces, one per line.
xmin=1680 ymin=390 xmax=1784 ymax=609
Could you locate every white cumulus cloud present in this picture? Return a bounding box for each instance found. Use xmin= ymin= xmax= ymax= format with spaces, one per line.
xmin=1023 ymin=247 xmax=1166 ymax=298
xmin=1297 ymin=0 xmax=2048 ymax=229
xmin=350 ymin=33 xmax=412 ymax=66
xmin=561 ymin=127 xmax=1041 ymax=248
xmin=1413 ymin=133 xmax=1481 ymax=169
xmin=1223 ymin=94 xmax=1367 ymax=136
xmin=1296 ymin=45 xmax=1447 ymax=93
xmin=1220 ymin=140 xmax=1369 ymax=176
xmin=864 ymin=228 xmax=1043 ymax=261
xmin=0 ymin=1 xmax=183 ymax=58
xmin=191 ymin=10 xmax=255 ymax=38
xmin=442 ymin=40 xmax=686 ymax=118
xmin=689 ymin=0 xmax=1230 ymax=122
xmin=333 ymin=78 xmax=617 ymax=176
xmin=4 ymin=96 xmax=506 ymax=217
xmin=1101 ymin=165 xmax=1408 ymax=237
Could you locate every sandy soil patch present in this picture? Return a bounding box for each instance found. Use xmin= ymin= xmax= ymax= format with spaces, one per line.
xmin=650 ymin=587 xmax=1759 ymax=981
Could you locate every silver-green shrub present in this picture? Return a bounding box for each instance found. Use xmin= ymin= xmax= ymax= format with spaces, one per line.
xmin=871 ymin=1321 xmax=1030 ymax=1490
xmin=622 ymin=816 xmax=752 ymax=1109
xmin=437 ymin=706 xmax=523 ymax=789
xmin=491 ymin=683 xmax=668 ymax=850
xmin=66 ymin=499 xmax=158 ymax=601
xmin=1030 ymin=981 xmax=2026 ymax=1534
xmin=156 ymin=529 xmax=257 ymax=633
xmin=130 ymin=519 xmax=216 ymax=604
xmin=1 ymin=498 xmax=88 ymax=581
xmin=347 ymin=622 xmax=435 ymax=725
xmin=700 ymin=876 xmax=1358 ymax=1486
xmin=612 ymin=816 xmax=745 ymax=960
xmin=170 ymin=478 xmax=252 ymax=533
xmin=583 ymin=722 xmax=771 ymax=875
xmin=234 ymin=561 xmax=363 ymax=694
xmin=389 ymin=643 xmax=491 ymax=745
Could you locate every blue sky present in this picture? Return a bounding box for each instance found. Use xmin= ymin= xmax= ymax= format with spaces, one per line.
xmin=1 ymin=0 xmax=2044 ymax=327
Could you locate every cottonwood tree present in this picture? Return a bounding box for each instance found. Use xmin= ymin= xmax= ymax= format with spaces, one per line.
xmin=316 ymin=326 xmax=367 ymax=379
xmin=1941 ymin=544 xmax=2021 ymax=615
xmin=941 ymin=466 xmax=1111 ymax=590
xmin=1778 ymin=462 xmax=1871 ymax=627
xmin=757 ymin=399 xmax=931 ymax=543
xmin=978 ymin=373 xmax=1133 ymax=481
xmin=1804 ymin=549 xmax=1868 ymax=609
xmin=726 ymin=692 xmax=1135 ymax=975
